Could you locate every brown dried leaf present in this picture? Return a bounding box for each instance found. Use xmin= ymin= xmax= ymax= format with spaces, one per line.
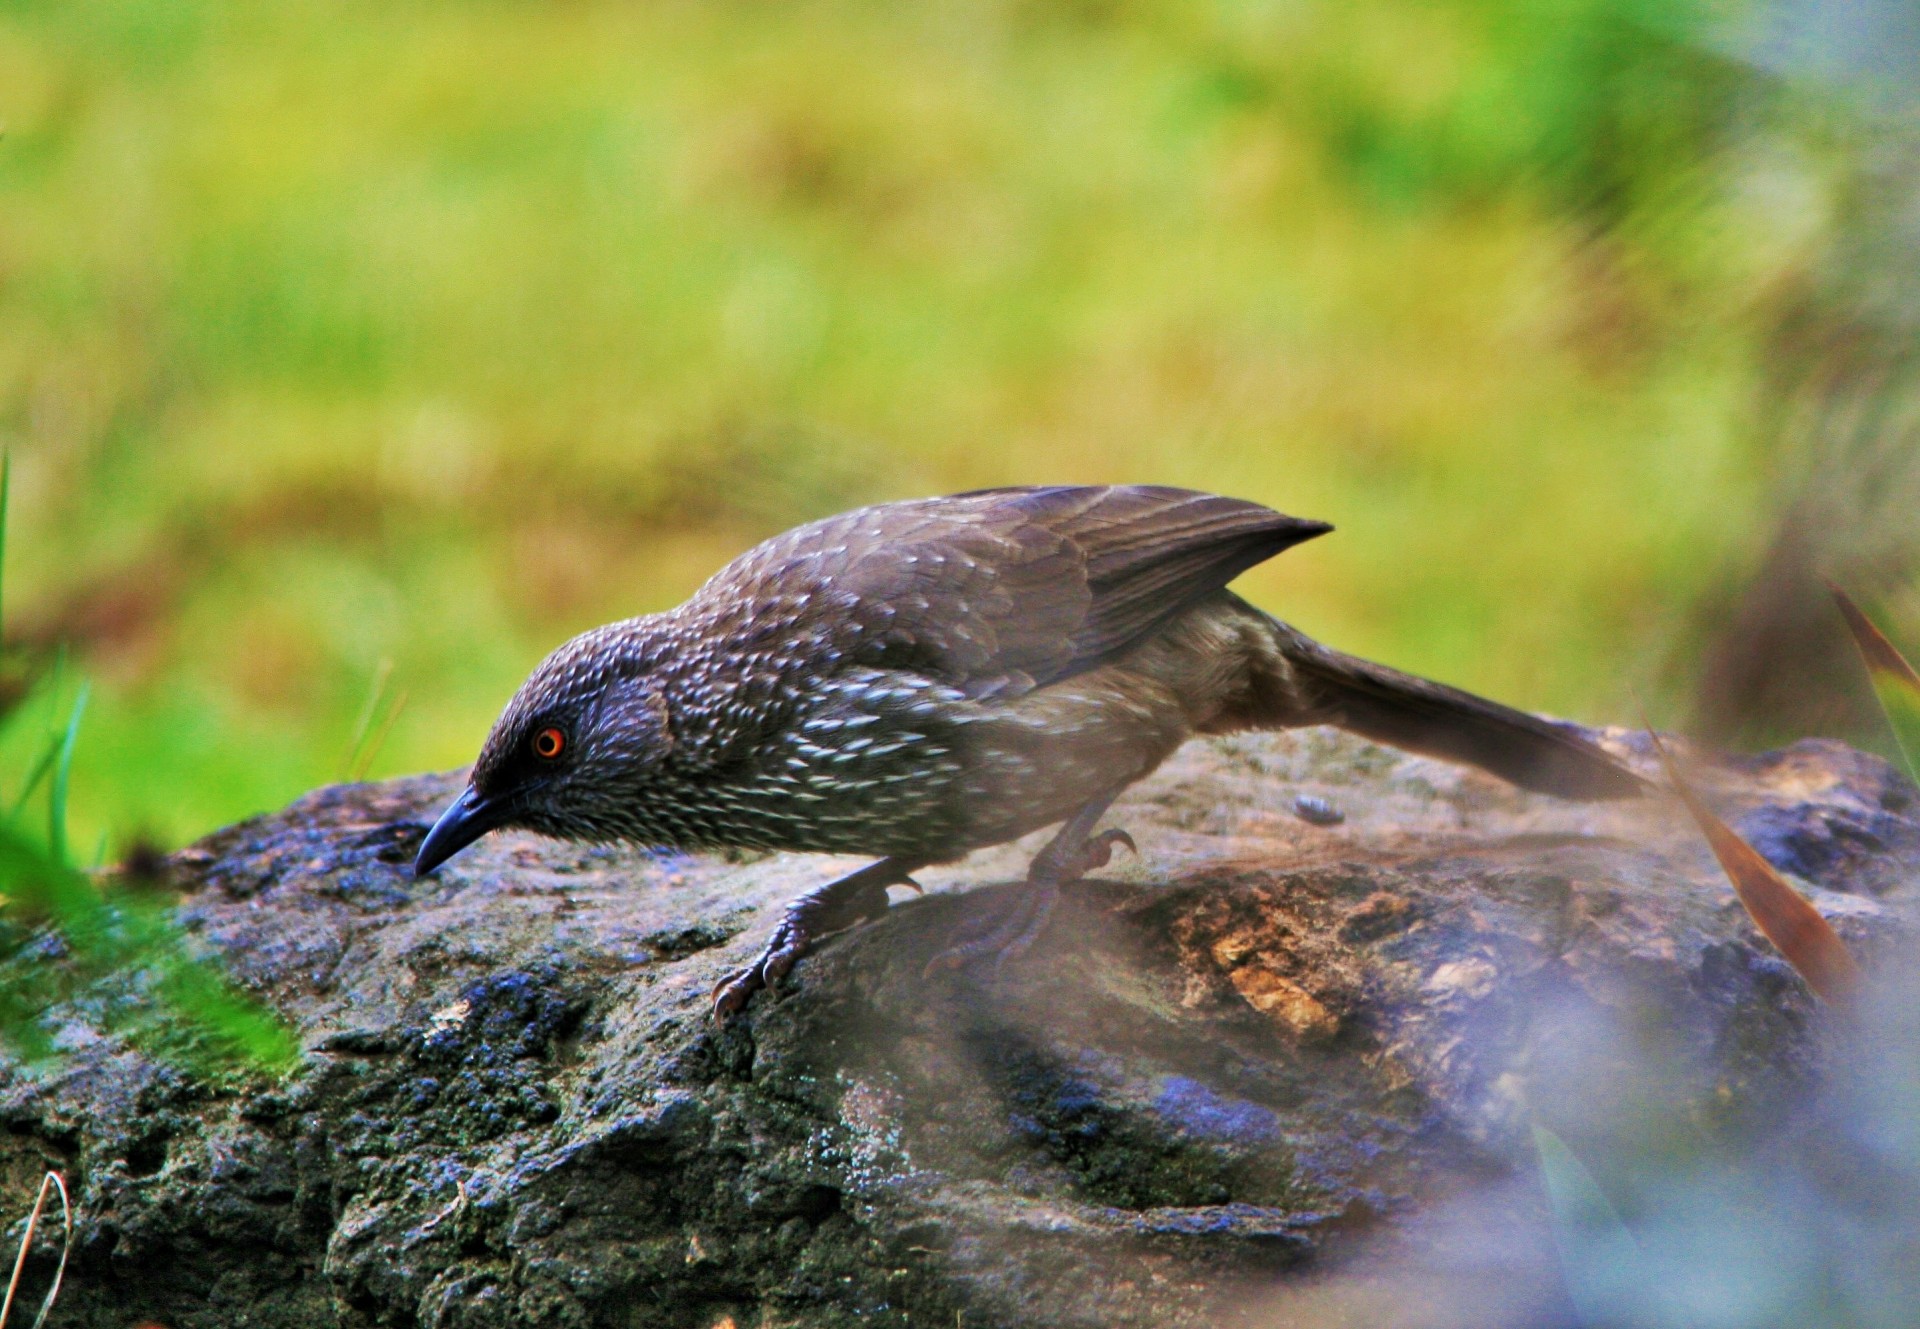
xmin=1828 ymin=584 xmax=1920 ymax=688
xmin=1828 ymin=583 xmax=1920 ymax=782
xmin=1647 ymin=730 xmax=1861 ymax=1005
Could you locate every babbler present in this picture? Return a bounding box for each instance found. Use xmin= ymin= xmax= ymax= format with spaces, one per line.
xmin=413 ymin=485 xmax=1643 ymax=1017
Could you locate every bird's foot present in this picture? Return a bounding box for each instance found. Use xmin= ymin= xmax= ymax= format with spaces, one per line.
xmin=920 ymin=879 xmax=1058 ymax=977
xmin=1031 ymin=825 xmax=1136 ymax=882
xmin=712 ymin=857 xmax=921 ymax=1023
xmin=921 ymin=823 xmax=1136 ymax=977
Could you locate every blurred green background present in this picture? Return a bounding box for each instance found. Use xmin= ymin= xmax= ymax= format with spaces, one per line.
xmin=2 ymin=0 xmax=1917 ymax=855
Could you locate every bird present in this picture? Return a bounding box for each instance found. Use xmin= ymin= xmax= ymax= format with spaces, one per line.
xmin=413 ymin=485 xmax=1645 ymax=1018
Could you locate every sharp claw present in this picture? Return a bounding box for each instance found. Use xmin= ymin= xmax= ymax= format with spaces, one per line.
xmin=762 ymin=947 xmax=799 ymax=989
xmin=713 ymin=948 xmax=783 ymax=1023
xmin=711 ymin=861 xmax=916 ymax=1021
xmin=711 ymin=961 xmax=758 ymax=1005
xmin=1074 ymin=826 xmax=1138 ymax=872
xmin=712 ymin=975 xmax=754 ymax=1024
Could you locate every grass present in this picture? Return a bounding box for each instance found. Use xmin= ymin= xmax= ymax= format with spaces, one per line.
xmin=1830 ymin=586 xmax=1920 ymax=783
xmin=0 ymin=1171 xmax=69 ymax=1329
xmin=0 ymin=451 xmax=297 ymax=1073
xmin=0 ymin=0 xmax=1908 ymax=852
xmin=0 ymin=687 xmax=299 ymax=1073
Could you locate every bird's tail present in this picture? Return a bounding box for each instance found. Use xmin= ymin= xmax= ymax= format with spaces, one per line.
xmin=1260 ymin=613 xmax=1646 ymax=801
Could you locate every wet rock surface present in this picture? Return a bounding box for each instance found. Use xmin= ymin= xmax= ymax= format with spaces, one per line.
xmin=4 ymin=729 xmax=1917 ymax=1328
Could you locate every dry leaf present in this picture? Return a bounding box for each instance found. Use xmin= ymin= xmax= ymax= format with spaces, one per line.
xmin=1829 ymin=583 xmax=1920 ymax=783
xmin=1646 ymin=730 xmax=1861 ymax=1005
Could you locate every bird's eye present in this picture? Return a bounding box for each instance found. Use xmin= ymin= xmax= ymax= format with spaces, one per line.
xmin=532 ymin=727 xmax=566 ymax=760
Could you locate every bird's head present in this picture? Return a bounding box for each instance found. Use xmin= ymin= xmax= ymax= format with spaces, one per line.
xmin=412 ymin=623 xmax=674 ymax=876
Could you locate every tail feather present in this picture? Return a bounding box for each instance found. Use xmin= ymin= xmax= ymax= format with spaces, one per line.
xmin=1267 ymin=619 xmax=1647 ymax=801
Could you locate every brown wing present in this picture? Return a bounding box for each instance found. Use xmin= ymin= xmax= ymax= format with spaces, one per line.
xmin=993 ymin=486 xmax=1332 ymax=666
xmin=699 ymin=485 xmax=1330 ymax=696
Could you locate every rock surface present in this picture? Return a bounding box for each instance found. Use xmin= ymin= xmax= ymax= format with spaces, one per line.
xmin=3 ymin=728 xmax=1917 ymax=1328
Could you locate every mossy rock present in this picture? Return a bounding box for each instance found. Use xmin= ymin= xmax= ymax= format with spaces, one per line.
xmin=4 ymin=729 xmax=1916 ymax=1327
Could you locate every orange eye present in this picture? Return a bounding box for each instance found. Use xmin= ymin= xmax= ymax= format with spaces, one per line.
xmin=532 ymin=727 xmax=565 ymax=760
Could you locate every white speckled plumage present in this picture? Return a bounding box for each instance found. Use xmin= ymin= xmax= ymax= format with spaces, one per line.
xmin=442 ymin=484 xmax=1640 ymax=881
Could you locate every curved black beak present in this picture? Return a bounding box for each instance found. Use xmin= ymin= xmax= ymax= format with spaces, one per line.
xmin=414 ymin=787 xmax=509 ymax=877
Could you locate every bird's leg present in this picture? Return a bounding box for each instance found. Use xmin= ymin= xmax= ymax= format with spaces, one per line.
xmin=712 ymin=855 xmax=925 ymax=1022
xmin=1026 ymin=794 xmax=1138 ymax=883
xmin=923 ymin=792 xmax=1135 ymax=977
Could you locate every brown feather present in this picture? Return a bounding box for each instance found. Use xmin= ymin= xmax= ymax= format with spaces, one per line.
xmin=702 ymin=485 xmax=1330 ymax=697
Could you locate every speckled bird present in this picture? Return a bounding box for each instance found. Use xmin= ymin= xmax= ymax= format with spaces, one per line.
xmin=414 ymin=485 xmax=1643 ymax=1017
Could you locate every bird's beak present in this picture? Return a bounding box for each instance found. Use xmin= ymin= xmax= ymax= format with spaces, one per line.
xmin=413 ymin=786 xmax=509 ymax=877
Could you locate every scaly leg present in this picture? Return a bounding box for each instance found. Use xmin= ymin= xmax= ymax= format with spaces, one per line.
xmin=712 ymin=856 xmax=925 ymax=1022
xmin=923 ymin=793 xmax=1136 ymax=977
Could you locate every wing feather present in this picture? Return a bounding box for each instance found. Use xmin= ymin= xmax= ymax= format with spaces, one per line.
xmin=697 ymin=485 xmax=1330 ymax=696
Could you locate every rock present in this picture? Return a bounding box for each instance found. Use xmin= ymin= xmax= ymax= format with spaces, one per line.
xmin=2 ymin=729 xmax=1916 ymax=1328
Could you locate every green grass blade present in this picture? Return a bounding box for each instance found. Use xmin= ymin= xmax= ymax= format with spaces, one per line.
xmin=3 ymin=674 xmax=86 ymax=825
xmin=46 ymin=683 xmax=88 ymax=869
xmin=350 ymin=687 xmax=409 ymax=783
xmin=0 ymin=823 xmax=110 ymax=943
xmin=152 ymin=960 xmax=302 ymax=1072
xmin=0 ymin=821 xmax=297 ymax=1073
xmin=0 ymin=450 xmax=10 ymax=639
xmin=1829 ymin=585 xmax=1920 ymax=783
xmin=4 ymin=731 xmax=63 ymax=827
xmin=1881 ymin=685 xmax=1920 ymax=786
xmin=1533 ymin=1123 xmax=1643 ymax=1327
xmin=338 ymin=657 xmax=394 ymax=782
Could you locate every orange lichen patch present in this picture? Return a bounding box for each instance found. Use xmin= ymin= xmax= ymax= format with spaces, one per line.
xmin=1340 ymin=891 xmax=1417 ymax=942
xmin=1156 ymin=870 xmax=1365 ymax=1039
xmin=1228 ymin=965 xmax=1341 ymax=1042
xmin=1209 ymin=929 xmax=1261 ymax=969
